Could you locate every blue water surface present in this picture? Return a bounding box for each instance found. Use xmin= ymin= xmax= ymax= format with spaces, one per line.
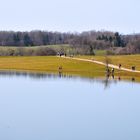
xmin=0 ymin=72 xmax=139 ymax=140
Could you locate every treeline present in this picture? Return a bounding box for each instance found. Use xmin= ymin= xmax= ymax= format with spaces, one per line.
xmin=0 ymin=30 xmax=140 ymax=55
xmin=0 ymin=30 xmax=126 ymax=47
xmin=0 ymin=31 xmax=74 ymax=46
xmin=68 ymin=31 xmax=140 ymax=54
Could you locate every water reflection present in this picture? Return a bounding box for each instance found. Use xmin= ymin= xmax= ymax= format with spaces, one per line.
xmin=0 ymin=70 xmax=139 ymax=140
xmin=103 ymin=74 xmax=137 ymax=89
xmin=0 ymin=70 xmax=137 ymax=89
xmin=0 ymin=70 xmax=73 ymax=79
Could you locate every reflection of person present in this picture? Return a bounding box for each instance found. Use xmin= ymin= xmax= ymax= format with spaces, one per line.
xmin=59 ymin=71 xmax=62 ymax=77
xmin=58 ymin=66 xmax=62 ymax=71
xmin=112 ymin=74 xmax=114 ymax=79
xmin=118 ymin=76 xmax=121 ymax=81
xmin=132 ymin=77 xmax=135 ymax=81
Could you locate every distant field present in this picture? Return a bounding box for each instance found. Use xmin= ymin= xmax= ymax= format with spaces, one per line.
xmin=0 ymin=45 xmax=107 ymax=56
xmin=0 ymin=44 xmax=71 ymax=48
xmin=94 ymin=50 xmax=107 ymax=56
xmin=0 ymin=44 xmax=72 ymax=56
xmin=0 ymin=44 xmax=69 ymax=49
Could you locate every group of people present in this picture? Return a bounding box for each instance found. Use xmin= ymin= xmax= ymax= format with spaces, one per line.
xmin=119 ymin=63 xmax=136 ymax=71
xmin=106 ymin=67 xmax=115 ymax=76
xmin=106 ymin=63 xmax=136 ymax=79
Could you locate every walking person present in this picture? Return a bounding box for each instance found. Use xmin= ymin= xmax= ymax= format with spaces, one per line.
xmin=119 ymin=64 xmax=121 ymax=69
xmin=111 ymin=68 xmax=115 ymax=75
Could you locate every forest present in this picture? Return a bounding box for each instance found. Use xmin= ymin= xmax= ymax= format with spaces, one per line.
xmin=0 ymin=30 xmax=140 ymax=55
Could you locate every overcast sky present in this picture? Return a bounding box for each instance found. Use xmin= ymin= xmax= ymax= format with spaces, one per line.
xmin=0 ymin=0 xmax=139 ymax=34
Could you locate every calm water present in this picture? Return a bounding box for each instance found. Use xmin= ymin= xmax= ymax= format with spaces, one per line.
xmin=0 ymin=71 xmax=140 ymax=140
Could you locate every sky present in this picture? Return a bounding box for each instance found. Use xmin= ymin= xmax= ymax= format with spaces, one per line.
xmin=0 ymin=0 xmax=139 ymax=34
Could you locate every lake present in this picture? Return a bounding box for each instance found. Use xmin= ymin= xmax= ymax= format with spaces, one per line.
xmin=0 ymin=71 xmax=140 ymax=140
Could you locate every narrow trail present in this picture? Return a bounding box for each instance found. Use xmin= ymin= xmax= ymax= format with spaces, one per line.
xmin=61 ymin=56 xmax=140 ymax=73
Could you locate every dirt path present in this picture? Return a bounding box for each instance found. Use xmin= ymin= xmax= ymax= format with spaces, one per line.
xmin=61 ymin=56 xmax=140 ymax=73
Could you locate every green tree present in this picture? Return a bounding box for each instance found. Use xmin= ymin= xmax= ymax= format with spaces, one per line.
xmin=114 ymin=32 xmax=122 ymax=47
xmin=23 ymin=34 xmax=33 ymax=46
xmin=13 ymin=33 xmax=20 ymax=46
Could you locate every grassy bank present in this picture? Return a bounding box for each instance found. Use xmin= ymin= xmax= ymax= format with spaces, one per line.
xmin=0 ymin=56 xmax=106 ymax=78
xmin=0 ymin=56 xmax=139 ymax=81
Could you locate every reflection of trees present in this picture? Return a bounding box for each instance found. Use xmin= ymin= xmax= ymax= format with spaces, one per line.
xmin=0 ymin=70 xmax=136 ymax=86
xmin=0 ymin=71 xmax=68 ymax=79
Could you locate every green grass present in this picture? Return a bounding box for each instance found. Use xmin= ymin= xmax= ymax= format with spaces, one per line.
xmin=0 ymin=44 xmax=70 ymax=49
xmin=0 ymin=44 xmax=74 ymax=56
xmin=94 ymin=50 xmax=107 ymax=56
